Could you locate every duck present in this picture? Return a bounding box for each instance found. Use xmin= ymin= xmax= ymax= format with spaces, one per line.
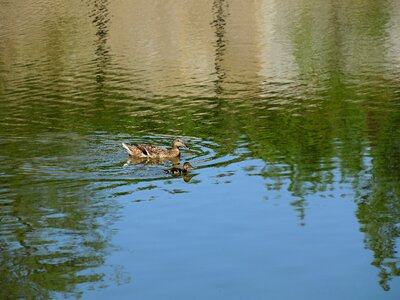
xmin=122 ymin=139 xmax=188 ymax=158
xmin=164 ymin=162 xmax=194 ymax=175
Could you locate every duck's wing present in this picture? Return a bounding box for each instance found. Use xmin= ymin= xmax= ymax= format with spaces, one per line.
xmin=135 ymin=144 xmax=150 ymax=156
xmin=136 ymin=144 xmax=165 ymax=156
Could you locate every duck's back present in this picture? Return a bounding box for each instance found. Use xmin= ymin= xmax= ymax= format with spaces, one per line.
xmin=123 ymin=143 xmax=180 ymax=158
xmin=140 ymin=145 xmax=179 ymax=158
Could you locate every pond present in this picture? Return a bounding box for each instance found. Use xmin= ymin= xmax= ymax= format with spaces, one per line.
xmin=1 ymin=0 xmax=400 ymax=299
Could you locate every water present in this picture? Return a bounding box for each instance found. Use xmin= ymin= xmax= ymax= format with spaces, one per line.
xmin=1 ymin=0 xmax=400 ymax=299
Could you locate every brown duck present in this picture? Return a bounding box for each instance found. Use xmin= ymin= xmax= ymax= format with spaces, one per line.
xmin=164 ymin=162 xmax=194 ymax=175
xmin=122 ymin=139 xmax=188 ymax=158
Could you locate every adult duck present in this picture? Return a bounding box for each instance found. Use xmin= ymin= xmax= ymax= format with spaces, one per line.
xmin=122 ymin=139 xmax=188 ymax=158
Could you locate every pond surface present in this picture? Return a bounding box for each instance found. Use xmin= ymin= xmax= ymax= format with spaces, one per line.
xmin=1 ymin=0 xmax=400 ymax=299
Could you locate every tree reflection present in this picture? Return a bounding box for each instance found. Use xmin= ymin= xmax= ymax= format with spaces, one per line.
xmin=0 ymin=1 xmax=121 ymax=297
xmin=211 ymin=0 xmax=228 ymax=95
xmin=0 ymin=177 xmax=119 ymax=298
xmin=355 ymin=103 xmax=400 ymax=290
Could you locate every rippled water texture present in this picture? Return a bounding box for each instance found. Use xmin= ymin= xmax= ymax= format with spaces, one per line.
xmin=1 ymin=0 xmax=400 ymax=299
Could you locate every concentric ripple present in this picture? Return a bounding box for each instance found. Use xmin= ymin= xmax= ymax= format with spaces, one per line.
xmin=0 ymin=131 xmax=249 ymax=201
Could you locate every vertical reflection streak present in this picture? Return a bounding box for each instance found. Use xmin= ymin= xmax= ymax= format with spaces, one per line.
xmin=211 ymin=0 xmax=228 ymax=95
xmin=90 ymin=0 xmax=111 ymax=95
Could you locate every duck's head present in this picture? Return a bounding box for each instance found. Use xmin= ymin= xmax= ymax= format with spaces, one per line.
xmin=172 ymin=139 xmax=188 ymax=149
xmin=183 ymin=162 xmax=194 ymax=170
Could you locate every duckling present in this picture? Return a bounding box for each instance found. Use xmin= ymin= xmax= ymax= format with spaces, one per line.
xmin=122 ymin=139 xmax=187 ymax=158
xmin=164 ymin=162 xmax=194 ymax=175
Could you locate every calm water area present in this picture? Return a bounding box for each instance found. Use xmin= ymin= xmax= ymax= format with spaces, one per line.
xmin=1 ymin=0 xmax=400 ymax=299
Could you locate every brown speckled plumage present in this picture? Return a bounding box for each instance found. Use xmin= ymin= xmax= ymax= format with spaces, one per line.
xmin=122 ymin=139 xmax=187 ymax=158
